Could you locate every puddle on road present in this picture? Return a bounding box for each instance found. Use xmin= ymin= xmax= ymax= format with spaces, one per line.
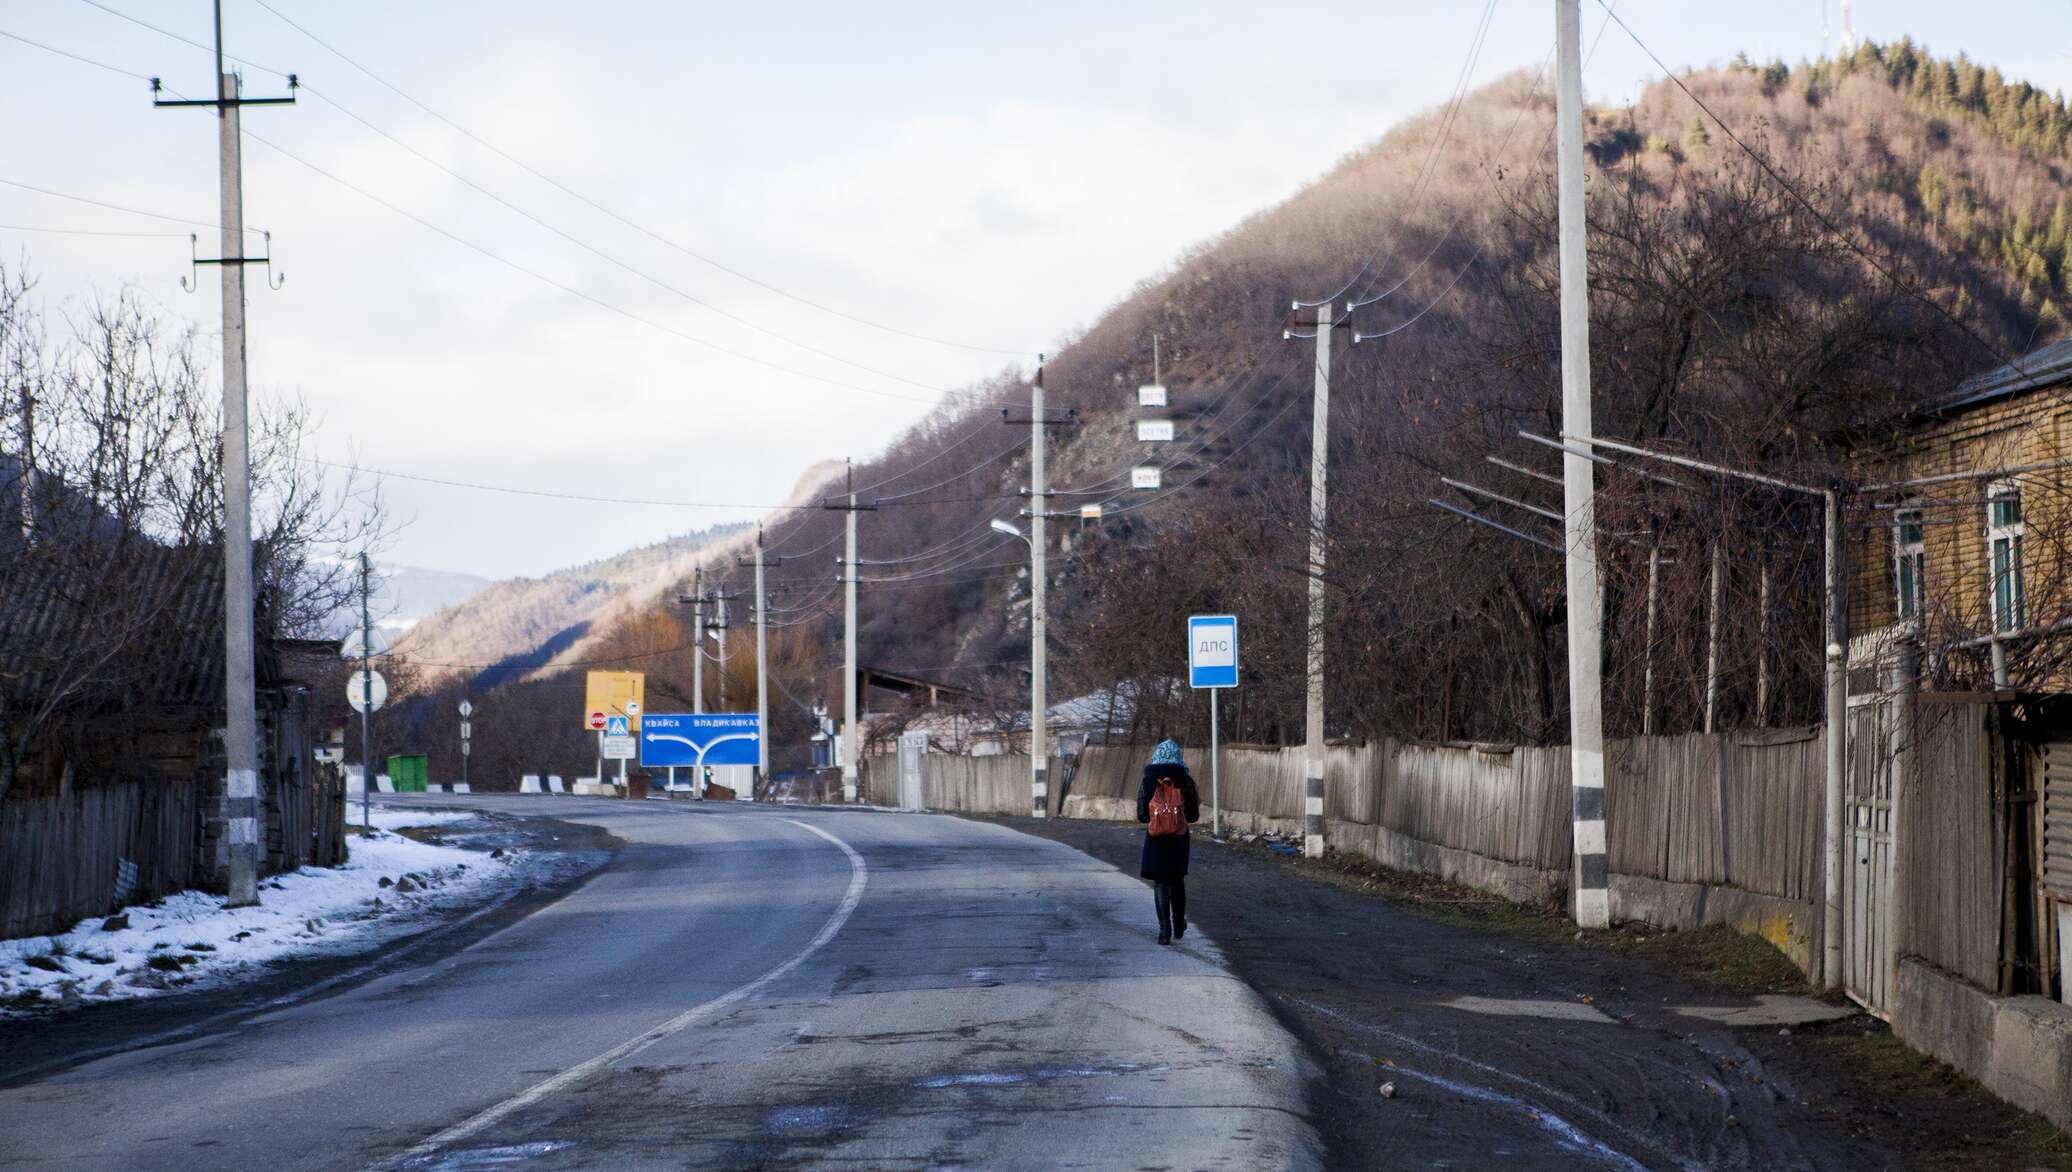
xmin=915 ymin=1063 xmax=1166 ymax=1089
xmin=1442 ymin=995 xmax=1617 ymax=1024
xmin=767 ymin=1105 xmax=844 ymax=1136
xmin=403 ymin=1140 xmax=574 ymax=1169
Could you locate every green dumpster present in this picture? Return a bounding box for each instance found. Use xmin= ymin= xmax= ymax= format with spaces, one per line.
xmin=387 ymin=754 xmax=429 ymax=793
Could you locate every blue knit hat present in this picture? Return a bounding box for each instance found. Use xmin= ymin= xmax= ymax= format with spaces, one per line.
xmin=1150 ymin=739 xmax=1185 ymax=767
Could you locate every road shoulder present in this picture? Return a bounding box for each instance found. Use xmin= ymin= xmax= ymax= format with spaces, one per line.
xmin=986 ymin=814 xmax=2072 ymax=1172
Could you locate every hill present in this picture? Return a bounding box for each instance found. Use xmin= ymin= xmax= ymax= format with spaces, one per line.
xmin=385 ymin=41 xmax=2072 ymax=779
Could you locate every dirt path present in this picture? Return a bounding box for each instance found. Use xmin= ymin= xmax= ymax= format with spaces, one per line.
xmin=986 ymin=815 xmax=2072 ymax=1172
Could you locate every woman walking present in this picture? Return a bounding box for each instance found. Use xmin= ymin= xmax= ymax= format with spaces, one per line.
xmin=1137 ymin=739 xmax=1202 ymax=944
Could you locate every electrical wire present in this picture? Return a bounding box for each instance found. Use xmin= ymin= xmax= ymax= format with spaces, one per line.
xmin=245 ymin=0 xmax=1029 ymax=357
xmin=238 ymin=125 xmax=944 ymax=405
xmin=293 ymin=82 xmax=952 ymax=394
xmin=0 ymin=175 xmax=263 ymax=237
xmin=296 ymin=455 xmax=805 ymax=510
xmin=1592 ymin=0 xmax=2032 ymax=378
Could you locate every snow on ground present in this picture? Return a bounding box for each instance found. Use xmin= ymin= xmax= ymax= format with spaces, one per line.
xmin=359 ymin=804 xmax=480 ymax=832
xmin=0 ymin=807 xmax=520 ymax=1014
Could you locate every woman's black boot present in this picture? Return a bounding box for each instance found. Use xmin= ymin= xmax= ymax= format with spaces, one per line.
xmin=1171 ymin=880 xmax=1187 ymax=940
xmin=1153 ymin=884 xmax=1172 ymax=944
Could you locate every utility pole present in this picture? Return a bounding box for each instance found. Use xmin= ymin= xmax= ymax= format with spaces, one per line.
xmin=1030 ymin=362 xmax=1049 ymax=818
xmin=1822 ymin=485 xmax=1848 ymax=989
xmin=15 ymin=384 xmax=30 ymax=546
xmin=1285 ymin=300 xmax=1346 ymax=860
xmin=1704 ymin=540 xmax=1724 ymax=734
xmin=753 ymin=531 xmax=769 ymax=789
xmin=358 ymin=552 xmax=374 ymax=833
xmin=824 ymin=461 xmax=876 ymax=803
xmin=152 ymin=13 xmax=294 ymax=905
xmin=739 ymin=529 xmax=780 ymax=795
xmin=1556 ymin=0 xmax=1610 ymax=929
xmin=687 ymin=568 xmax=705 ymax=714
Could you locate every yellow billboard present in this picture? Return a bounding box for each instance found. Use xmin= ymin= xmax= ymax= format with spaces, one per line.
xmin=584 ymin=670 xmax=645 ymax=731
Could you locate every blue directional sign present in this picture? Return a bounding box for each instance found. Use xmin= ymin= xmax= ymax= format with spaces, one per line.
xmin=1188 ymin=614 xmax=1239 ymax=690
xmin=639 ymin=713 xmax=763 ymax=768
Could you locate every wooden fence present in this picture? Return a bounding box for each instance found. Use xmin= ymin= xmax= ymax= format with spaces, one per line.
xmin=865 ymin=752 xmax=1054 ymax=816
xmin=1901 ymin=698 xmax=2007 ymax=991
xmin=1061 ymin=729 xmax=1826 ymax=907
xmin=0 ymin=781 xmax=200 ymax=940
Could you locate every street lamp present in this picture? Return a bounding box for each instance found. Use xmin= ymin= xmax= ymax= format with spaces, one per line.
xmin=992 ymin=516 xmax=1046 ymax=817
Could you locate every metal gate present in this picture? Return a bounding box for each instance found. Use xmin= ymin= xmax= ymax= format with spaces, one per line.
xmin=896 ymin=731 xmax=928 ymax=812
xmin=1844 ymin=694 xmax=1899 ymax=1013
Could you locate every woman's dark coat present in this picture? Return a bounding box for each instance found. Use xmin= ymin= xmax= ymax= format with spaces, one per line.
xmin=1137 ymin=764 xmax=1202 ymax=879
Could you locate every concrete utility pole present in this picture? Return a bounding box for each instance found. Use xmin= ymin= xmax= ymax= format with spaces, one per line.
xmin=690 ymin=568 xmax=705 ymax=715
xmin=1302 ymin=303 xmax=1331 ymax=860
xmin=15 ymin=385 xmax=30 ymax=546
xmin=358 ymin=552 xmax=374 ymax=833
xmin=1556 ymin=0 xmax=1611 ymax=929
xmin=1704 ymin=540 xmax=1724 ymax=734
xmin=732 ymin=534 xmax=783 ymax=796
xmin=1823 ymin=486 xmax=1848 ymax=989
xmin=1286 ymin=295 xmax=1351 ymax=861
xmin=824 ymin=462 xmax=875 ymax=803
xmin=1030 ymin=363 xmax=1050 ymax=819
xmin=154 ymin=3 xmax=295 ymax=907
xmin=754 ymin=529 xmax=770 ymax=787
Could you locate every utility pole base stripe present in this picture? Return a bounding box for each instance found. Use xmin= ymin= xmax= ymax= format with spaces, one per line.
xmin=1303 ymin=774 xmax=1325 ymax=798
xmin=1577 ymin=852 xmax=1609 ymax=890
xmin=1572 ymin=784 xmax=1604 ymax=821
xmin=1573 ymin=818 xmax=1606 ymax=857
xmin=1303 ymin=795 xmax=1324 ymax=816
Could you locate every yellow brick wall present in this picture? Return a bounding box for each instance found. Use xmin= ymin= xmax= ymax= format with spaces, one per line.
xmin=1848 ymin=391 xmax=2072 ymax=650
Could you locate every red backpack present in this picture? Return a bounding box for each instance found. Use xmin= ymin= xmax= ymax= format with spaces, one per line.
xmin=1148 ymin=779 xmax=1187 ymax=837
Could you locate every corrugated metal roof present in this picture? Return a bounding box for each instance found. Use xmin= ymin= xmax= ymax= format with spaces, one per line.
xmin=1925 ymin=337 xmax=2072 ymax=417
xmin=1 ymin=542 xmax=284 ymax=714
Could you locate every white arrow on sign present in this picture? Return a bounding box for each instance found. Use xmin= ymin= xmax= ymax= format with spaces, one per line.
xmin=644 ymin=731 xmax=760 ymax=768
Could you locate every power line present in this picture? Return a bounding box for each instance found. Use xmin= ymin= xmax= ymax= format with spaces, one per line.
xmin=245 ymin=0 xmax=1028 ymax=358
xmin=291 ymin=82 xmax=953 ymax=394
xmin=1592 ymin=1 xmax=2032 ymax=378
xmin=0 ymin=223 xmax=185 ymax=239
xmin=0 ymin=175 xmax=262 ymax=236
xmin=8 ymin=23 xmax=953 ymax=406
xmin=72 ymin=0 xmax=292 ymax=77
xmin=297 ymin=455 xmax=805 ymax=511
xmin=238 ymin=125 xmax=944 ymax=405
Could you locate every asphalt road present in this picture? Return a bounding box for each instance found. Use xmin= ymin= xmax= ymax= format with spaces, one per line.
xmin=0 ymin=798 xmax=1318 ymax=1170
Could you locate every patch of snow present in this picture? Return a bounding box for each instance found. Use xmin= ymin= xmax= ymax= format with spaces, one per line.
xmin=0 ymin=827 xmax=518 ymax=1015
xmin=362 ymin=804 xmax=481 ymax=832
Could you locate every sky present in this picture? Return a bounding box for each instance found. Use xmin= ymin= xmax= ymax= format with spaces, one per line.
xmin=5 ymin=1 xmax=2070 ymax=580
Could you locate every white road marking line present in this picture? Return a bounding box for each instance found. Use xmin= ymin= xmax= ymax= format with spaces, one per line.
xmin=372 ymin=818 xmax=869 ymax=1171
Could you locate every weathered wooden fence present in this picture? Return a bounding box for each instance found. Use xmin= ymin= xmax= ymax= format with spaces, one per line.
xmin=1058 ymin=729 xmax=1826 ymax=928
xmin=0 ymin=780 xmax=200 ymax=939
xmin=1901 ymin=698 xmax=2006 ymax=992
xmin=865 ymin=752 xmax=1055 ymax=816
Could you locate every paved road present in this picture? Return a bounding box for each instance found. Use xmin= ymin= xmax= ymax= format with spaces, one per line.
xmin=0 ymin=798 xmax=1318 ymax=1170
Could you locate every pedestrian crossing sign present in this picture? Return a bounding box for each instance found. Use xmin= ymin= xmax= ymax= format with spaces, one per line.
xmin=605 ymin=715 xmax=631 ymax=737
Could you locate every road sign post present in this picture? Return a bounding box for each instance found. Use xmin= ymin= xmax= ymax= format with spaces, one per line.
xmin=1188 ymin=614 xmax=1239 ymax=838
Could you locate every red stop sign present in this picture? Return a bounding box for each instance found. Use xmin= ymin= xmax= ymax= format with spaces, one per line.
xmin=588 ymin=711 xmax=607 ymax=730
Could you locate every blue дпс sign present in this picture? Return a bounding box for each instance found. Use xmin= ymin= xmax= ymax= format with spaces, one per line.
xmin=1188 ymin=614 xmax=1239 ymax=689
xmin=639 ymin=713 xmax=762 ymax=768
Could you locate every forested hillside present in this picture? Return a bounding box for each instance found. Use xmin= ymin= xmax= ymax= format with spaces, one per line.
xmin=392 ymin=41 xmax=2072 ymax=778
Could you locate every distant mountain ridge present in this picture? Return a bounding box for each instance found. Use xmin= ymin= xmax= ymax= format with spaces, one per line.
xmin=391 ymin=459 xmax=845 ymax=690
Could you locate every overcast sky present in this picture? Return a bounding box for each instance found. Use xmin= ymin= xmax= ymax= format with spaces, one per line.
xmin=6 ymin=1 xmax=2069 ymax=579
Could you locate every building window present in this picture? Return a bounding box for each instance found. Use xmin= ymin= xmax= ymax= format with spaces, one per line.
xmin=1987 ymin=480 xmax=2025 ymax=632
xmin=1893 ymin=508 xmax=1925 ymax=622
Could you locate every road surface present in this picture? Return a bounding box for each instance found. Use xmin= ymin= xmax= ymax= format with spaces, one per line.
xmin=0 ymin=797 xmax=1318 ymax=1170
